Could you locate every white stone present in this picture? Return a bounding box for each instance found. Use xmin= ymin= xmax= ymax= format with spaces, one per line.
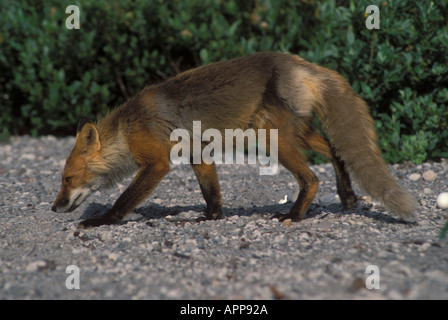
xmin=436 ymin=192 xmax=448 ymax=209
xmin=408 ymin=173 xmax=421 ymax=181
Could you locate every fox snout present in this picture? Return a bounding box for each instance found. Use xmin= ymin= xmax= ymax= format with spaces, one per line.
xmin=51 ymin=195 xmax=79 ymax=213
xmin=51 ymin=198 xmax=69 ymax=212
xmin=51 ymin=187 xmax=92 ymax=213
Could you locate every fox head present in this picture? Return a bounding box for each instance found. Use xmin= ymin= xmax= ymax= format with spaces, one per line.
xmin=52 ymin=118 xmax=104 ymax=213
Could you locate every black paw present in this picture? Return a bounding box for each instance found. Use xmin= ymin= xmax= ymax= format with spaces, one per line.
xmin=206 ymin=208 xmax=223 ymax=220
xmin=341 ymin=193 xmax=357 ymax=210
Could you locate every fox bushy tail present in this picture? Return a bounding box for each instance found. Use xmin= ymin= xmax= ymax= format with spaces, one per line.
xmin=318 ymin=75 xmax=418 ymax=222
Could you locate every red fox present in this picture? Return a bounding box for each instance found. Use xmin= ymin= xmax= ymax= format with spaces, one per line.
xmin=51 ymin=52 xmax=417 ymax=228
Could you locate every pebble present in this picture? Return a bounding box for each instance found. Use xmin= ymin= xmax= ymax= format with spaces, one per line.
xmin=437 ymin=192 xmax=448 ymax=209
xmin=282 ymin=219 xmax=292 ymax=227
xmin=422 ymin=170 xmax=437 ymax=182
xmin=107 ymin=252 xmax=119 ymax=261
xmin=408 ymin=173 xmax=421 ymax=181
xmin=26 ymin=260 xmax=46 ymax=272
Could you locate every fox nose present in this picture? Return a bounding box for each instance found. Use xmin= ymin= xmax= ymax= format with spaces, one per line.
xmin=52 ymin=198 xmax=69 ymax=212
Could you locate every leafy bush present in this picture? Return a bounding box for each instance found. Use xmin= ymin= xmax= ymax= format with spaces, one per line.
xmin=1 ymin=0 xmax=447 ymax=163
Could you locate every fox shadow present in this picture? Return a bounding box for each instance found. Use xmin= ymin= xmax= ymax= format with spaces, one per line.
xmin=79 ymin=199 xmax=406 ymax=225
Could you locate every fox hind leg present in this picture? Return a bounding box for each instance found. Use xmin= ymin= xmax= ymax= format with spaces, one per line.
xmin=274 ymin=141 xmax=319 ymax=222
xmin=328 ymin=143 xmax=357 ymax=209
xmin=301 ymin=128 xmax=357 ymax=209
xmin=191 ymin=162 xmax=223 ymax=220
xmin=262 ymin=123 xmax=319 ymax=222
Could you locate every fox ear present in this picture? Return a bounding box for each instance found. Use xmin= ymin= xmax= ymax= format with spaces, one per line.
xmin=75 ymin=122 xmax=101 ymax=154
xmin=77 ymin=117 xmax=92 ymax=135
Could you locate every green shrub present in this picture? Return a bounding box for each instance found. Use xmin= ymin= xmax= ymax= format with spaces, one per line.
xmin=1 ymin=0 xmax=447 ymax=163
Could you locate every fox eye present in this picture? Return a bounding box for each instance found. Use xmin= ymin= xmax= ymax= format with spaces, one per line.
xmin=65 ymin=177 xmax=72 ymax=183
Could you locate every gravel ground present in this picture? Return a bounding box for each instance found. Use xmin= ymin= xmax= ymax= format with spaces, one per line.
xmin=1 ymin=135 xmax=447 ymax=300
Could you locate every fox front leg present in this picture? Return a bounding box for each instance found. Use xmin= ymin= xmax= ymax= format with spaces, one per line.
xmin=78 ymin=161 xmax=170 ymax=229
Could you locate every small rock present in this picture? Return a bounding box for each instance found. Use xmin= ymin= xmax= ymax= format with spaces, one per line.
xmin=436 ymin=192 xmax=448 ymax=209
xmin=282 ymin=219 xmax=292 ymax=227
xmin=298 ymin=232 xmax=310 ymax=241
xmin=107 ymin=252 xmax=119 ymax=261
xmin=408 ymin=173 xmax=421 ymax=181
xmin=26 ymin=260 xmax=46 ymax=272
xmin=153 ymin=198 xmax=163 ymax=204
xmin=423 ymin=188 xmax=432 ymax=194
xmin=26 ymin=261 xmax=44 ymax=272
xmin=419 ymin=242 xmax=431 ymax=252
xmin=422 ymin=170 xmax=437 ymax=182
xmin=239 ymin=238 xmax=250 ymax=249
